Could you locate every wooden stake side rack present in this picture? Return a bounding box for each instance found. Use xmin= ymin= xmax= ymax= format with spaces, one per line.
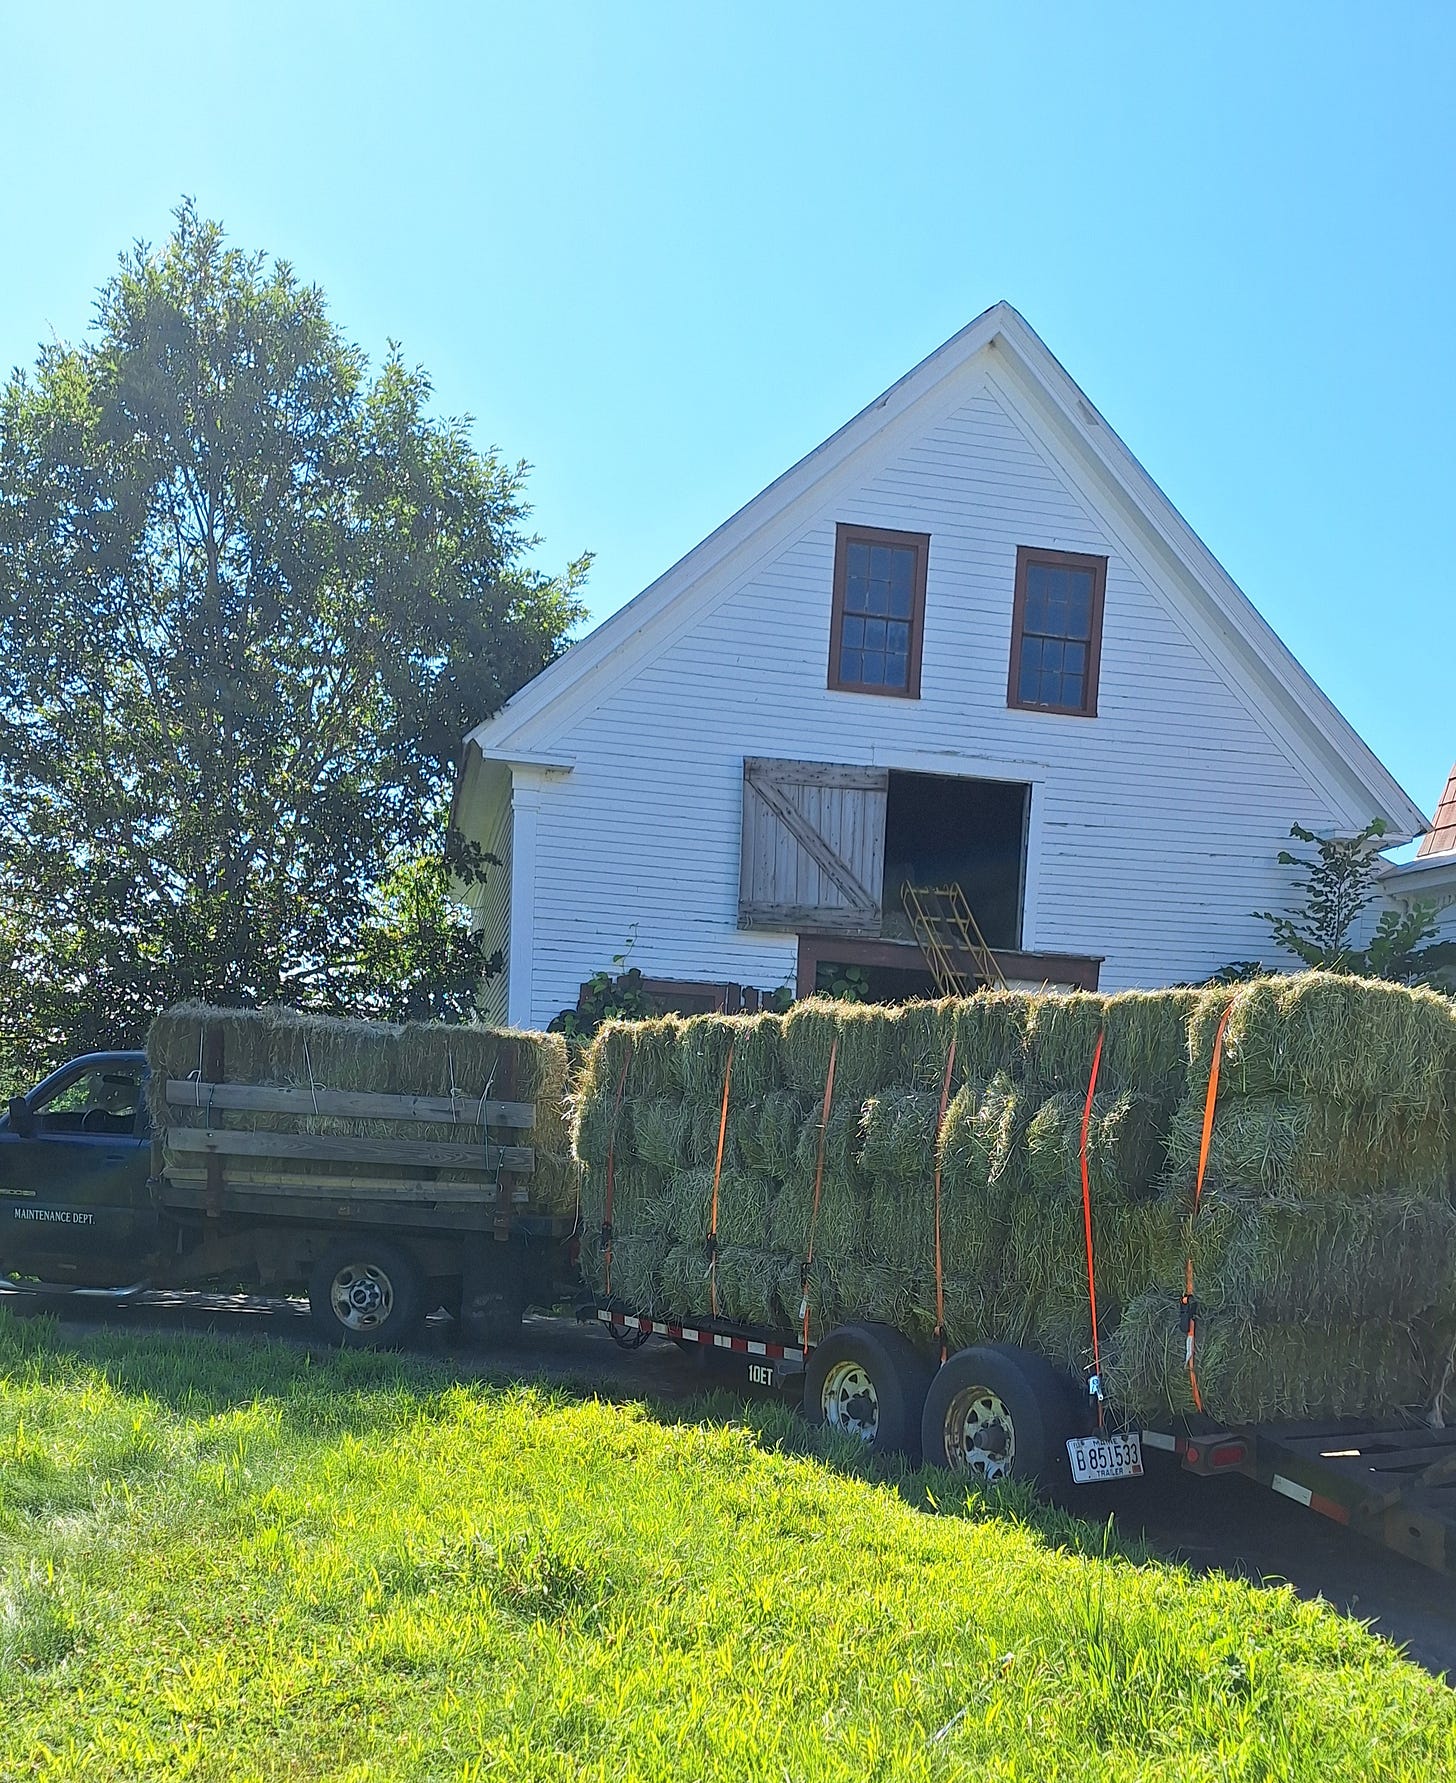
xmin=156 ymin=1048 xmax=559 ymax=1238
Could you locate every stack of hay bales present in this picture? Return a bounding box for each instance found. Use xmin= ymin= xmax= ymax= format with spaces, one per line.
xmin=572 ymin=988 xmax=1195 ymax=1354
xmin=147 ymin=1004 xmax=575 ymax=1213
xmin=574 ymin=974 xmax=1456 ymax=1424
xmin=1106 ymin=976 xmax=1456 ymax=1421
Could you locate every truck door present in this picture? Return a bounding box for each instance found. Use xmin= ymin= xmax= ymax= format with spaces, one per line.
xmin=0 ymin=1054 xmax=158 ymax=1284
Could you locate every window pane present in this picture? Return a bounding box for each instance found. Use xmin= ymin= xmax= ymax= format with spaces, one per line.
xmin=1020 ymin=635 xmax=1043 ymax=676
xmin=862 ymin=617 xmax=887 ymax=651
xmin=1061 ymin=671 xmax=1085 ymax=708
xmin=862 ymin=650 xmax=885 ymax=684
xmin=1040 ymin=636 xmax=1064 ymax=674
xmin=885 ymin=650 xmax=908 ymax=688
xmin=1018 ymin=659 xmax=1042 ymax=705
xmin=886 ymin=620 xmax=910 ymax=654
xmin=840 ymin=648 xmax=863 ymax=683
xmin=869 ymin=544 xmax=896 ymax=584
xmin=841 ymin=615 xmax=865 ymax=649
xmin=1064 ymin=640 xmax=1086 ymax=675
xmin=1023 ymin=565 xmax=1053 ymax=633
xmin=888 ymin=549 xmax=913 ymax=616
xmin=846 ymin=541 xmax=871 ymax=583
xmin=1065 ymin=571 xmax=1093 ymax=640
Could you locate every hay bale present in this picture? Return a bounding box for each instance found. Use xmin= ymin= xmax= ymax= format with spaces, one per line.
xmin=626 ymin=1096 xmax=695 ymax=1172
xmin=714 ymin=1247 xmax=784 ymax=1327
xmin=779 ymin=1000 xmax=903 ymax=1104
xmin=735 ymin=1091 xmax=809 ymax=1178
xmin=1163 ymin=1095 xmax=1452 ymax=1200
xmin=1023 ymin=1090 xmax=1164 ymax=1203
xmin=1190 ymin=1191 xmax=1456 ymax=1323
xmin=660 ymin=1242 xmax=714 ymax=1316
xmin=1107 ymin=1293 xmax=1434 ymax=1422
xmin=1187 ymin=974 xmax=1456 ymax=1112
xmin=859 ymin=1090 xmax=942 ymax=1182
xmin=661 ymin=1166 xmax=774 ymax=1251
xmin=769 ymin=1161 xmax=868 ymax=1261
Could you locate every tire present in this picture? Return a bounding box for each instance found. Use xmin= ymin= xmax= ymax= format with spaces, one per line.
xmin=308 ymin=1240 xmax=424 ymax=1349
xmin=920 ymin=1343 xmax=1074 ymax=1487
xmin=802 ymin=1323 xmax=934 ymax=1459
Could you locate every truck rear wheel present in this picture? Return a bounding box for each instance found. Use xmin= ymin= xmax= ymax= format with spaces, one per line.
xmin=921 ymin=1343 xmax=1073 ymax=1486
xmin=308 ymin=1240 xmax=424 ymax=1349
xmin=802 ymin=1323 xmax=933 ymax=1459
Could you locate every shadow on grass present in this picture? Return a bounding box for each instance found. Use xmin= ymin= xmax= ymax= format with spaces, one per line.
xmin=0 ymin=1302 xmax=1152 ymax=1570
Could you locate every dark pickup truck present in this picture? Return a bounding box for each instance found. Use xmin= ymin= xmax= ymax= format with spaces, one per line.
xmin=0 ymin=1050 xmax=574 ymax=1344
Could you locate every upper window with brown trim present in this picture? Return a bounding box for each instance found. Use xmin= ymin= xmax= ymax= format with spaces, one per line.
xmin=827 ymin=523 xmax=929 ymax=698
xmin=1007 ymin=545 xmax=1107 ymax=717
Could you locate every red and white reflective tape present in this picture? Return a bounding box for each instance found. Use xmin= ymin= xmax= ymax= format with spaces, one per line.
xmin=596 ymin=1307 xmax=810 ymax=1360
xmin=1271 ymin=1473 xmax=1351 ymax=1525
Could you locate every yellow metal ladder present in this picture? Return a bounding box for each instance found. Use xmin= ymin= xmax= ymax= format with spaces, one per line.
xmin=901 ymin=883 xmax=1010 ymax=997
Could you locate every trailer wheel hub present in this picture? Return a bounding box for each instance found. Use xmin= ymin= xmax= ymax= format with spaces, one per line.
xmin=944 ymin=1386 xmax=1016 ymax=1481
xmin=331 ymin=1264 xmax=394 ymax=1331
xmin=821 ymin=1360 xmax=880 ymax=1443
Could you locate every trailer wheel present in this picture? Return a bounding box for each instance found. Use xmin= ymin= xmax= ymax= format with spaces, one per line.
xmin=803 ymin=1323 xmax=933 ymax=1459
xmin=921 ymin=1343 xmax=1072 ymax=1486
xmin=308 ymin=1240 xmax=424 ymax=1348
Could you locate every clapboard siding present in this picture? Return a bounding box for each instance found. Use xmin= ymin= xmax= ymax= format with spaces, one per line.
xmin=491 ymin=366 xmax=1360 ymax=1027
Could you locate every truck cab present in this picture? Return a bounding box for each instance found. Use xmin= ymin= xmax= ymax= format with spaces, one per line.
xmin=0 ymin=1051 xmax=158 ymax=1288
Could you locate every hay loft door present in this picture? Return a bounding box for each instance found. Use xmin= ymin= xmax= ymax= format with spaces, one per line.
xmin=738 ymin=758 xmax=888 ymax=936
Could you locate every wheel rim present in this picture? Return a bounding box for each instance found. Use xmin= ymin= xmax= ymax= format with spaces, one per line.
xmin=330 ymin=1263 xmax=394 ymax=1331
xmin=943 ymin=1385 xmax=1016 ymax=1480
xmin=821 ymin=1359 xmax=880 ymax=1443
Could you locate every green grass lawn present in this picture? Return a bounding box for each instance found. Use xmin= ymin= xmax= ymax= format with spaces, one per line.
xmin=1 ymin=1310 xmax=1452 ymax=1782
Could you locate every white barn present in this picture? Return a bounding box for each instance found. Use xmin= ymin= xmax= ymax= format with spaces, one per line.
xmin=455 ymin=304 xmax=1426 ymax=1030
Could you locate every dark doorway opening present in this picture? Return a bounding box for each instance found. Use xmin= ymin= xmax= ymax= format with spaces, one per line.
xmin=881 ymin=771 xmax=1028 ymax=951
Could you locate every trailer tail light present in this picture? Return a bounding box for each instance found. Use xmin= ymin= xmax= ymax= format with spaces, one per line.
xmin=1181 ymin=1437 xmax=1248 ymax=1475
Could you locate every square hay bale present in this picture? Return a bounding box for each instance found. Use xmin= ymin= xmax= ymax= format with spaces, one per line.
xmin=1189 ymin=1190 xmax=1456 ymax=1324
xmin=1186 ymin=974 xmax=1456 ymax=1113
xmin=779 ymin=1000 xmax=904 ymax=1104
xmin=661 ymin=1166 xmax=774 ymax=1251
xmin=1023 ymin=1090 xmax=1165 ymax=1204
xmin=625 ymin=1096 xmax=696 ymax=1172
xmin=713 ymin=1246 xmax=785 ymax=1327
xmin=1106 ymin=1292 xmax=1436 ymax=1422
xmin=735 ymin=1091 xmax=810 ymax=1179
xmin=1162 ymin=1095 xmax=1452 ymax=1201
xmin=670 ymin=1014 xmax=783 ymax=1104
xmin=769 ymin=1161 xmax=868 ymax=1262
xmin=859 ymin=1090 xmax=943 ymax=1183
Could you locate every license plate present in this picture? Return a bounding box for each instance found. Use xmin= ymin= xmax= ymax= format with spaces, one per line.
xmin=1067 ymin=1431 xmax=1144 ymax=1483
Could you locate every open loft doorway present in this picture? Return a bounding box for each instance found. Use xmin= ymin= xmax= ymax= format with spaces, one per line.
xmin=804 ymin=768 xmax=1030 ymax=1003
xmin=737 ymin=757 xmax=1101 ymax=1003
xmin=881 ymin=770 xmax=1028 ymax=951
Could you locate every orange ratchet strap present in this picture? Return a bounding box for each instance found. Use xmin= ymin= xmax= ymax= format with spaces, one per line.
xmin=707 ymin=1039 xmax=736 ymax=1318
xmin=932 ymin=1036 xmax=957 ymax=1363
xmin=1079 ymin=1031 xmax=1106 ymax=1429
xmin=1183 ymin=1004 xmax=1233 ymax=1414
xmin=601 ymin=1040 xmax=634 ymax=1299
xmin=799 ymin=1037 xmax=839 ymax=1350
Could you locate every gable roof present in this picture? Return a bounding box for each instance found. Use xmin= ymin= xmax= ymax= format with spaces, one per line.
xmin=464 ymin=302 xmax=1427 ymax=842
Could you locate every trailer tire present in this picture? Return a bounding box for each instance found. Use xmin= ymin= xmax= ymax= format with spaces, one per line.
xmin=308 ymin=1240 xmax=424 ymax=1348
xmin=921 ymin=1343 xmax=1073 ymax=1487
xmin=803 ymin=1323 xmax=933 ymax=1459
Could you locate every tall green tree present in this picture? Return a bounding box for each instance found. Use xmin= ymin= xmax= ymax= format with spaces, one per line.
xmin=0 ymin=203 xmax=586 ymax=1081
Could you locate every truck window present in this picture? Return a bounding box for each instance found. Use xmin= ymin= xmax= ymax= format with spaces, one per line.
xmin=33 ymin=1067 xmax=145 ymax=1137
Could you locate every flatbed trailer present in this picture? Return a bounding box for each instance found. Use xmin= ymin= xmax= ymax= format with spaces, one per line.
xmin=592 ymin=1302 xmax=1456 ymax=1578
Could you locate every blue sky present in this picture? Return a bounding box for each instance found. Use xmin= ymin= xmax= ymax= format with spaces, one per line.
xmin=3 ymin=2 xmax=1453 ymax=822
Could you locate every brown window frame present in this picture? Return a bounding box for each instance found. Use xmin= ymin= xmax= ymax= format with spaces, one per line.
xmin=827 ymin=523 xmax=930 ymax=699
xmin=1007 ymin=545 xmax=1108 ymax=718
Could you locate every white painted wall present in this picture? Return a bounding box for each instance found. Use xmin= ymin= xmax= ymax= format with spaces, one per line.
xmin=490 ymin=369 xmax=1355 ymax=1029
